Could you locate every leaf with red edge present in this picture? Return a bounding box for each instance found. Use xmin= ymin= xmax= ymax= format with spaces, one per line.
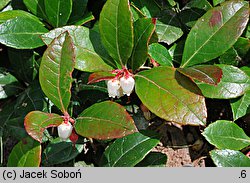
xmin=24 ymin=111 xmax=63 ymax=143
xmin=135 ymin=66 xmax=207 ymax=126
xmin=74 ymin=101 xmax=138 ymax=140
xmin=88 ymin=71 xmax=115 ymax=84
xmin=177 ymin=65 xmax=222 ymax=86
xmin=39 ymin=31 xmax=75 ymax=113
xmin=7 ymin=136 xmax=41 ymax=167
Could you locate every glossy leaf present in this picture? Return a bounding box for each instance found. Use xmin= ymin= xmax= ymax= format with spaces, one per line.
xmin=42 ymin=138 xmax=83 ymax=165
xmin=196 ymin=65 xmax=250 ymax=99
xmin=128 ymin=18 xmax=155 ymax=71
xmin=234 ymin=37 xmax=250 ymax=60
xmin=0 ymin=10 xmax=43 ymax=24
xmin=155 ymin=10 xmax=183 ymax=45
xmin=230 ymin=90 xmax=250 ymax=121
xmin=6 ymin=117 xmax=27 ymax=140
xmin=179 ymin=0 xmax=212 ymax=28
xmin=44 ymin=0 xmax=72 ymax=27
xmin=0 ymin=0 xmax=10 ymax=10
xmin=0 ymin=16 xmax=48 ymax=49
xmin=100 ymin=131 xmax=160 ymax=167
xmin=177 ymin=65 xmax=222 ymax=85
xmin=7 ymin=137 xmax=41 ymax=167
xmin=75 ymin=101 xmax=138 ymax=140
xmin=131 ymin=0 xmax=160 ymax=18
xmin=203 ymin=120 xmax=250 ymax=150
xmin=219 ymin=47 xmax=239 ymax=66
xmin=88 ymin=72 xmax=115 ymax=84
xmin=181 ymin=1 xmax=249 ymax=67
xmin=71 ymin=11 xmax=95 ymax=26
xmin=23 ymin=0 xmax=47 ymax=20
xmin=99 ymin=0 xmax=134 ymax=66
xmin=148 ymin=43 xmax=173 ymax=67
xmin=41 ymin=25 xmax=115 ymax=72
xmin=135 ymin=67 xmax=207 ymax=126
xmin=24 ymin=111 xmax=63 ymax=143
xmin=0 ymin=68 xmax=22 ymax=99
xmin=40 ymin=32 xmax=75 ymax=113
xmin=8 ymin=48 xmax=38 ymax=84
xmin=13 ymin=82 xmax=49 ymax=118
xmin=213 ymin=0 xmax=225 ymax=6
xmin=210 ymin=149 xmax=250 ymax=167
xmin=136 ymin=152 xmax=167 ymax=167
xmin=68 ymin=0 xmax=88 ymax=24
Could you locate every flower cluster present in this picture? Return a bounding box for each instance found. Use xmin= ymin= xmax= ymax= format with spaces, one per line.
xmin=107 ymin=69 xmax=135 ymax=98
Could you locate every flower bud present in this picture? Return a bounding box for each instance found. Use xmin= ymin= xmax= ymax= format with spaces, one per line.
xmin=57 ymin=122 xmax=73 ymax=141
xmin=120 ymin=76 xmax=135 ymax=96
xmin=107 ymin=79 xmax=120 ymax=98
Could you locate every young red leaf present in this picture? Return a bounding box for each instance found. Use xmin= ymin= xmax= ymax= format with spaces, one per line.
xmin=39 ymin=31 xmax=76 ymax=113
xmin=88 ymin=71 xmax=115 ymax=84
xmin=24 ymin=111 xmax=63 ymax=143
xmin=177 ymin=65 xmax=223 ymax=85
xmin=75 ymin=101 xmax=138 ymax=140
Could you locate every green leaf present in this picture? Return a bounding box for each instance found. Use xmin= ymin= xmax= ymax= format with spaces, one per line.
xmin=213 ymin=0 xmax=225 ymax=6
xmin=196 ymin=65 xmax=250 ymax=99
xmin=41 ymin=25 xmax=115 ymax=72
xmin=241 ymin=66 xmax=250 ymax=77
xmin=181 ymin=1 xmax=249 ymax=67
xmin=179 ymin=0 xmax=212 ymax=28
xmin=230 ymin=90 xmax=250 ymax=121
xmin=0 ymin=16 xmax=48 ymax=49
xmin=8 ymin=48 xmax=38 ymax=84
xmin=40 ymin=32 xmax=75 ymax=113
xmin=99 ymin=0 xmax=134 ymax=66
xmin=0 ymin=68 xmax=23 ymax=99
xmin=202 ymin=120 xmax=250 ymax=150
xmin=42 ymin=138 xmax=83 ymax=165
xmin=7 ymin=136 xmax=41 ymax=167
xmin=177 ymin=65 xmax=222 ymax=85
xmin=210 ymin=149 xmax=250 ymax=167
xmin=131 ymin=0 xmax=161 ymax=18
xmin=68 ymin=0 xmax=88 ymax=24
xmin=128 ymin=18 xmax=155 ymax=71
xmin=24 ymin=111 xmax=63 ymax=143
xmin=70 ymin=11 xmax=95 ymax=26
xmin=135 ymin=152 xmax=167 ymax=167
xmin=148 ymin=43 xmax=173 ymax=67
xmin=219 ymin=47 xmax=240 ymax=66
xmin=6 ymin=117 xmax=27 ymax=140
xmin=23 ymin=0 xmax=47 ymax=20
xmin=155 ymin=10 xmax=183 ymax=45
xmin=0 ymin=10 xmax=43 ymax=24
xmin=100 ymin=131 xmax=160 ymax=167
xmin=13 ymin=81 xmax=49 ymax=118
xmin=0 ymin=0 xmax=10 ymax=10
xmin=135 ymin=66 xmax=207 ymax=126
xmin=234 ymin=37 xmax=250 ymax=60
xmin=44 ymin=0 xmax=72 ymax=27
xmin=75 ymin=101 xmax=137 ymax=140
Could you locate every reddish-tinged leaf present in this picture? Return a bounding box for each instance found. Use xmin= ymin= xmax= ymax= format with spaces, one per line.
xmin=88 ymin=72 xmax=115 ymax=84
xmin=181 ymin=1 xmax=249 ymax=67
xmin=75 ymin=101 xmax=138 ymax=140
xmin=177 ymin=65 xmax=222 ymax=85
xmin=39 ymin=31 xmax=75 ymax=113
xmin=135 ymin=66 xmax=207 ymax=126
xmin=7 ymin=136 xmax=41 ymax=167
xmin=24 ymin=111 xmax=63 ymax=143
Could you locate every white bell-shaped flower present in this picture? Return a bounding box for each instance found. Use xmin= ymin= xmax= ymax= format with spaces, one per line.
xmin=120 ymin=76 xmax=135 ymax=96
xmin=107 ymin=79 xmax=120 ymax=98
xmin=57 ymin=122 xmax=73 ymax=141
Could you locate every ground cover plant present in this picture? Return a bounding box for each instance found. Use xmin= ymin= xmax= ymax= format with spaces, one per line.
xmin=0 ymin=0 xmax=249 ymax=167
